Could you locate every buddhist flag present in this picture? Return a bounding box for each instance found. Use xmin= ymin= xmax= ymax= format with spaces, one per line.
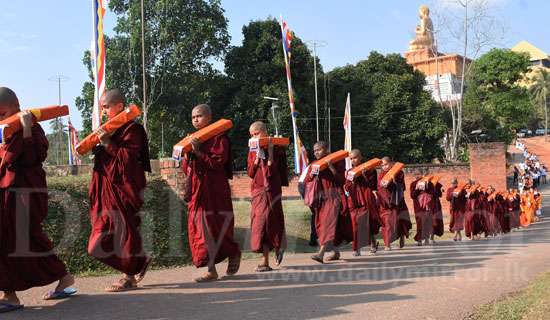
xmin=280 ymin=16 xmax=309 ymax=174
xmin=343 ymin=93 xmax=352 ymax=169
xmin=91 ymin=0 xmax=106 ymax=130
xmin=67 ymin=120 xmax=81 ymax=166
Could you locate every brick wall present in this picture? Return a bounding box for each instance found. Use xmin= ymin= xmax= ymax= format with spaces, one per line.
xmin=468 ymin=142 xmax=507 ymax=191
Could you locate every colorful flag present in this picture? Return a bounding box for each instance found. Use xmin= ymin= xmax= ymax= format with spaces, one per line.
xmin=67 ymin=120 xmax=81 ymax=166
xmin=343 ymin=93 xmax=352 ymax=169
xmin=91 ymin=0 xmax=106 ymax=130
xmin=280 ymin=17 xmax=309 ymax=174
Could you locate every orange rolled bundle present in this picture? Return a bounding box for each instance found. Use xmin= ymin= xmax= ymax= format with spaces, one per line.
xmin=0 ymin=105 xmax=69 ymax=143
xmin=467 ymin=183 xmax=481 ymax=193
xmin=415 ymin=175 xmax=432 ymax=190
xmin=76 ymin=104 xmax=141 ymax=156
xmin=381 ymin=162 xmax=405 ymax=186
xmin=248 ymin=136 xmax=290 ymax=151
xmin=455 ymin=181 xmax=468 ymax=193
xmin=172 ymin=119 xmax=233 ymax=160
xmin=430 ymin=175 xmax=441 ymax=185
xmin=346 ymin=158 xmax=382 ymax=181
xmin=310 ymin=150 xmax=349 ymax=175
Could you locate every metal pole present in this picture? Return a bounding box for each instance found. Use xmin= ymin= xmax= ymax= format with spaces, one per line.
xmin=271 ymin=103 xmax=279 ymax=136
xmin=141 ymin=0 xmax=147 ymax=132
xmin=313 ymin=44 xmax=319 ymax=141
xmin=161 ymin=122 xmax=164 ymax=156
xmin=49 ymin=75 xmax=68 ymax=165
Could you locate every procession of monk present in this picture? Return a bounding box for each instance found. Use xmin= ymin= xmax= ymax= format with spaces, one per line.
xmin=0 ymin=86 xmax=545 ymax=313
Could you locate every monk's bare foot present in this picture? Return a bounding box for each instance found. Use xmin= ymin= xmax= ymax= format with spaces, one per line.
xmin=326 ymin=252 xmax=340 ymax=261
xmin=194 ymin=271 xmax=218 ymax=283
xmin=352 ymin=250 xmax=361 ymax=257
xmin=105 ymin=277 xmax=137 ymax=292
xmin=254 ymin=265 xmax=273 ymax=272
xmin=135 ymin=256 xmax=153 ymax=283
xmin=384 ymin=246 xmax=391 ymax=251
xmin=0 ymin=292 xmax=20 ymax=306
xmin=55 ymin=274 xmax=75 ymax=293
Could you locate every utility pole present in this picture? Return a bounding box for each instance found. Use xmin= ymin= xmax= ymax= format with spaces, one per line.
xmin=306 ymin=40 xmax=327 ymax=142
xmin=48 ymin=75 xmax=69 ymax=165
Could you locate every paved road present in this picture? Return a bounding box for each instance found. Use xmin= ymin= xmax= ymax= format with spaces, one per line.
xmin=6 ymin=138 xmax=549 ymax=320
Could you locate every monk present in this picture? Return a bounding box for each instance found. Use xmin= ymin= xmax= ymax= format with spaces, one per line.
xmin=431 ymin=179 xmax=445 ymax=243
xmin=506 ymin=189 xmax=521 ymax=231
xmin=485 ymin=187 xmax=503 ymax=237
xmin=247 ymin=121 xmax=288 ymax=272
xmin=410 ymin=172 xmax=433 ymax=246
xmin=446 ymin=178 xmax=466 ymax=241
xmin=464 ymin=181 xmax=483 ymax=240
xmin=343 ymin=149 xmax=379 ymax=256
xmin=520 ymin=190 xmax=536 ymax=227
xmin=377 ymin=157 xmax=412 ymax=250
xmin=182 ymin=104 xmax=241 ymax=282
xmin=87 ymin=89 xmax=152 ymax=292
xmin=305 ymin=141 xmax=350 ymax=263
xmin=0 ymin=87 xmax=75 ymax=313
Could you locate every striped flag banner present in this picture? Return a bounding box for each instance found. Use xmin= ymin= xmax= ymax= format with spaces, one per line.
xmin=68 ymin=120 xmax=81 ymax=165
xmin=343 ymin=93 xmax=352 ymax=169
xmin=280 ymin=16 xmax=309 ymax=174
xmin=91 ymin=0 xmax=106 ymax=130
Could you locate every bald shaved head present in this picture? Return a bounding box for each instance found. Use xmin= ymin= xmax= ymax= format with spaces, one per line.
xmin=381 ymin=156 xmax=393 ymax=171
xmin=192 ymin=104 xmax=212 ymax=116
xmin=192 ymin=104 xmax=212 ymax=129
xmin=0 ymin=87 xmax=20 ymax=108
xmin=249 ymin=121 xmax=267 ymax=138
xmin=313 ymin=141 xmax=329 ymax=160
xmin=103 ymin=89 xmax=126 ymax=106
xmin=349 ymin=149 xmax=362 ymax=158
xmin=349 ymin=149 xmax=363 ymax=167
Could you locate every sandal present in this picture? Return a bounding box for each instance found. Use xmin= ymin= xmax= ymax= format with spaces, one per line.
xmin=311 ymin=254 xmax=324 ymax=264
xmin=194 ymin=272 xmax=219 ymax=283
xmin=105 ymin=278 xmax=138 ymax=292
xmin=254 ymin=265 xmax=273 ymax=272
xmin=226 ymin=253 xmax=241 ymax=276
xmin=43 ymin=287 xmax=78 ymax=300
xmin=326 ymin=252 xmax=340 ymax=261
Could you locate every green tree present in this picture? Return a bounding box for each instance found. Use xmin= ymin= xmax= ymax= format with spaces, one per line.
xmin=327 ymin=52 xmax=446 ymax=163
xmin=529 ymin=69 xmax=550 ymax=141
xmin=76 ymin=0 xmax=230 ymax=157
xmin=223 ymin=18 xmax=320 ymax=169
xmin=463 ymin=48 xmax=534 ymax=143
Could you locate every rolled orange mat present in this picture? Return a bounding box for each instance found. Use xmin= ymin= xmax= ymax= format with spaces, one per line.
xmin=75 ymin=104 xmax=141 ymax=156
xmin=381 ymin=162 xmax=405 ymax=186
xmin=454 ymin=181 xmax=468 ymax=194
xmin=346 ymin=158 xmax=381 ymax=181
xmin=0 ymin=105 xmax=69 ymax=143
xmin=172 ymin=119 xmax=233 ymax=160
xmin=248 ymin=137 xmax=290 ymax=150
xmin=430 ymin=175 xmax=441 ymax=185
xmin=310 ymin=150 xmax=349 ymax=175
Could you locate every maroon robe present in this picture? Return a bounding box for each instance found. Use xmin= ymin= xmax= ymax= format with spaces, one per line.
xmin=410 ymin=178 xmax=433 ymax=242
xmin=465 ymin=191 xmax=484 ymax=238
xmin=304 ymin=160 xmax=351 ymax=247
xmin=247 ymin=147 xmax=288 ymax=253
xmin=486 ymin=194 xmax=502 ymax=235
xmin=88 ymin=121 xmax=151 ymax=275
xmin=377 ymin=169 xmax=412 ymax=247
xmin=431 ymin=182 xmax=445 ymax=237
xmin=182 ymin=134 xmax=241 ymax=268
xmin=495 ymin=195 xmax=510 ymax=233
xmin=0 ymin=124 xmax=68 ymax=291
xmin=344 ymin=169 xmax=379 ymax=251
xmin=506 ymin=194 xmax=521 ymax=229
xmin=446 ymin=186 xmax=466 ymax=232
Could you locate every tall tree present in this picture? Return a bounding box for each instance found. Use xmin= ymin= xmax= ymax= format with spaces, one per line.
xmin=529 ymin=69 xmax=550 ymax=141
xmin=223 ymin=18 xmax=319 ymax=169
xmin=328 ymin=52 xmax=446 ymax=163
xmin=463 ymin=48 xmax=534 ymax=143
xmin=76 ymin=0 xmax=230 ymax=157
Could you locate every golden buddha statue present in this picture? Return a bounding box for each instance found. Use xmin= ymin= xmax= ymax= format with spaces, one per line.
xmin=409 ymin=5 xmax=434 ymax=51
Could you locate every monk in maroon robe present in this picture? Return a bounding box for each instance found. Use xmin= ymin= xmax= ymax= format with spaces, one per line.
xmin=344 ymin=149 xmax=379 ymax=256
xmin=506 ymin=190 xmax=521 ymax=230
xmin=446 ymin=178 xmax=466 ymax=241
xmin=182 ymin=104 xmax=241 ymax=282
xmin=305 ymin=141 xmax=351 ymax=263
xmin=247 ymin=121 xmax=288 ymax=272
xmin=431 ymin=180 xmax=445 ymax=242
xmin=464 ymin=182 xmax=483 ymax=240
xmin=0 ymin=87 xmax=75 ymax=311
xmin=377 ymin=157 xmax=412 ymax=250
xmin=485 ymin=187 xmax=502 ymax=237
xmin=87 ymin=89 xmax=152 ymax=292
xmin=410 ymin=173 xmax=433 ymax=246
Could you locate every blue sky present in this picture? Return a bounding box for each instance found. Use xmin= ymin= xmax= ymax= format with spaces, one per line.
xmin=0 ymin=0 xmax=548 ymax=131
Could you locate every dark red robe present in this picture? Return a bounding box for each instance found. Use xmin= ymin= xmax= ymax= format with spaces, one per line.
xmin=431 ymin=182 xmax=445 ymax=237
xmin=304 ymin=160 xmax=351 ymax=247
xmin=377 ymin=169 xmax=412 ymax=247
xmin=486 ymin=195 xmax=503 ymax=235
xmin=344 ymin=169 xmax=379 ymax=251
xmin=88 ymin=121 xmax=151 ymax=275
xmin=506 ymin=194 xmax=521 ymax=229
xmin=410 ymin=178 xmax=433 ymax=242
xmin=247 ymin=147 xmax=288 ymax=253
xmin=0 ymin=124 xmax=68 ymax=291
xmin=182 ymin=134 xmax=241 ymax=268
xmin=446 ymin=186 xmax=466 ymax=232
xmin=465 ymin=191 xmax=484 ymax=238
xmin=495 ymin=194 xmax=510 ymax=233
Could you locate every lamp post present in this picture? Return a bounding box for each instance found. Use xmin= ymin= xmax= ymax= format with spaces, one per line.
xmin=263 ymin=96 xmax=280 ymax=136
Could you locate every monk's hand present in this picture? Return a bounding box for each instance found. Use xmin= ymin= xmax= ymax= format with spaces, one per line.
xmin=19 ymin=110 xmax=33 ymax=138
xmin=191 ymin=137 xmax=202 ymax=156
xmin=254 ymin=151 xmax=261 ymax=166
xmin=267 ymin=137 xmax=274 ymax=166
xmin=97 ymin=128 xmax=111 ymax=146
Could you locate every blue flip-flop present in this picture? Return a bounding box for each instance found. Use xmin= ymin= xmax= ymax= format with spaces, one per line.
xmin=44 ymin=287 xmax=78 ymax=300
xmin=0 ymin=302 xmax=24 ymax=313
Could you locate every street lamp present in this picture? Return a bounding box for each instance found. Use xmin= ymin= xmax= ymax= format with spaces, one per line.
xmin=263 ymin=96 xmax=280 ymax=136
